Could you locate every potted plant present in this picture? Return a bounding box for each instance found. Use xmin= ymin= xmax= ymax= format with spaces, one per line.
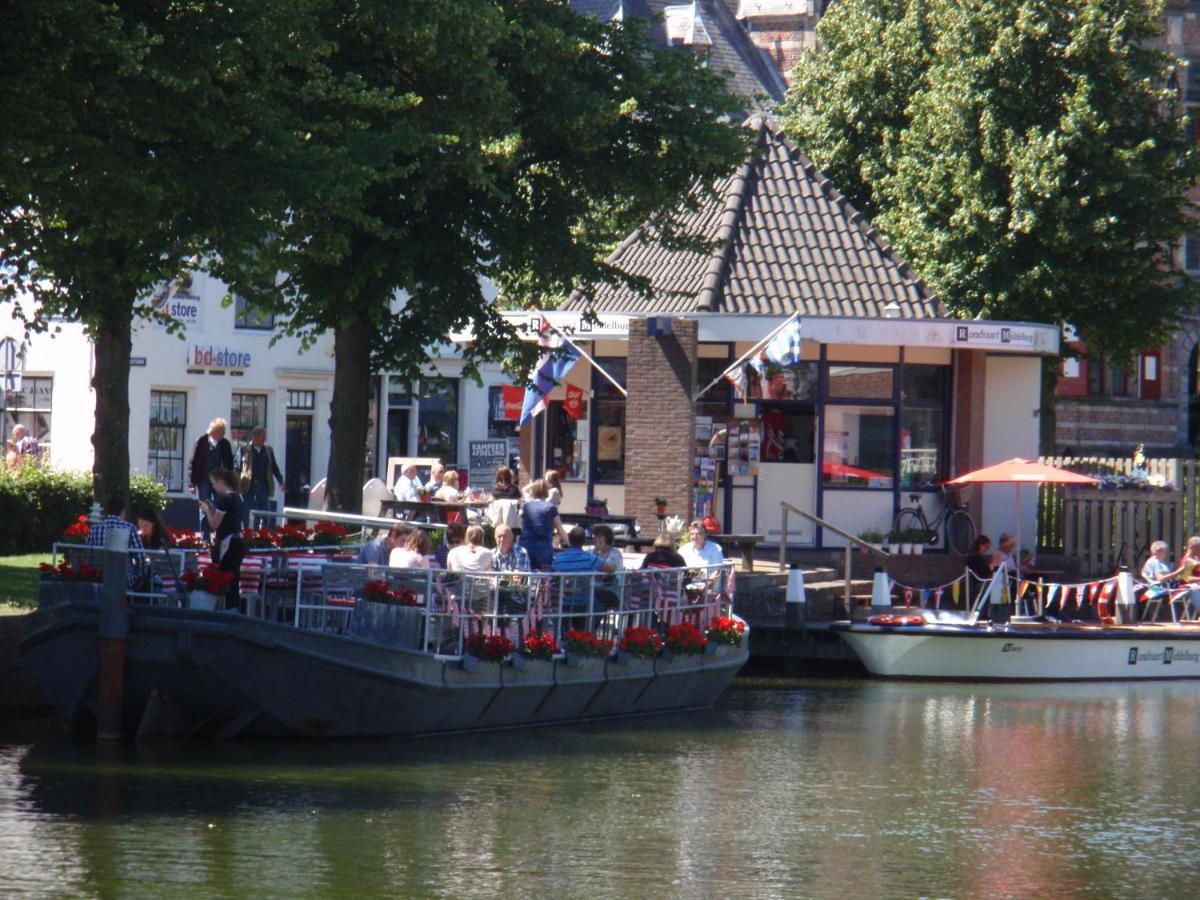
xmin=181 ymin=565 xmax=236 ymax=611
xmin=37 ymin=559 xmax=104 ymax=607
xmin=418 ymin=489 xmax=432 ymax=503
xmin=513 ymin=630 xmax=559 ymax=671
xmin=350 ymin=581 xmax=422 ymax=649
xmin=586 ymin=496 xmax=609 ymax=516
xmin=858 ymin=529 xmax=884 ymax=553
xmin=464 ymin=632 xmax=515 ymax=669
xmin=61 ymin=515 xmax=91 ymax=544
xmin=310 ymin=521 xmax=349 ymax=548
xmin=903 ymin=528 xmax=927 ymax=555
xmin=662 ymin=621 xmax=707 ymax=660
xmin=705 ymin=616 xmax=745 ymax=654
xmin=241 ymin=527 xmax=275 ymax=550
xmin=563 ymin=629 xmax=613 ymax=668
xmin=654 ymin=497 xmax=669 ymax=516
xmin=166 ymin=527 xmax=207 ymax=550
xmin=885 ymin=530 xmax=903 ymax=554
xmin=617 ymin=625 xmax=662 ymax=664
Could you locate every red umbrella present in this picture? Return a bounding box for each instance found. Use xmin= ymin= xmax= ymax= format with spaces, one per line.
xmin=948 ymin=458 xmax=1099 ymax=560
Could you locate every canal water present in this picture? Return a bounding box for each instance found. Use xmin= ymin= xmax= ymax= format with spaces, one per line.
xmin=3 ymin=678 xmax=1199 ymax=897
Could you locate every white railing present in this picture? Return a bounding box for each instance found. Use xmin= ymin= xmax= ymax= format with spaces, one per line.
xmin=49 ymin=543 xmax=736 ymax=658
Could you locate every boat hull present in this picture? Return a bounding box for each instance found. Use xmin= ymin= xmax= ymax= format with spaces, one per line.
xmin=833 ymin=622 xmax=1200 ymax=681
xmin=21 ymin=602 xmax=747 ymax=738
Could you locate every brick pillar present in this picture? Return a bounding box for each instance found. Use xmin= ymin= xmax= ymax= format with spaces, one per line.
xmin=953 ymin=349 xmax=987 ymax=529
xmin=625 ymin=318 xmax=698 ymax=530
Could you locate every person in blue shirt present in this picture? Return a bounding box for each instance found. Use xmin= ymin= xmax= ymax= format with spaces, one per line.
xmin=551 ymin=527 xmax=614 ymax=574
xmin=355 ymin=523 xmax=410 ymax=566
xmin=520 ymin=479 xmax=568 ymax=571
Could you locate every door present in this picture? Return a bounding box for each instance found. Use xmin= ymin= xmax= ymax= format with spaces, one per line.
xmin=285 ymin=414 xmax=313 ymax=508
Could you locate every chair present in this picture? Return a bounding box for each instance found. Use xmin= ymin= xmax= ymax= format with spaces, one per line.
xmin=361 ymin=478 xmax=391 ymax=520
xmin=306 ymin=479 xmax=326 ymax=527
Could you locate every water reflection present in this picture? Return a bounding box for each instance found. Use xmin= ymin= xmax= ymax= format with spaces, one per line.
xmin=3 ymin=681 xmax=1200 ymax=896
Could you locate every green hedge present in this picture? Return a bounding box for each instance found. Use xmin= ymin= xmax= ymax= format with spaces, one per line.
xmin=0 ymin=463 xmax=166 ymax=554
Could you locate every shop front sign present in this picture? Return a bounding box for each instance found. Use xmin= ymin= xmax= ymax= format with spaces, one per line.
xmin=189 ymin=345 xmax=252 ymax=370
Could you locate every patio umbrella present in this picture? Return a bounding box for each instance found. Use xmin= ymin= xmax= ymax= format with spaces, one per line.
xmin=947 ymin=458 xmax=1099 ymax=560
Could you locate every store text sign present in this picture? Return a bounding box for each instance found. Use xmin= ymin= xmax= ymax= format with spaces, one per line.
xmin=190 ymin=345 xmax=252 ymax=370
xmin=952 ymin=324 xmax=1037 ymax=350
xmin=157 ymin=289 xmax=202 ymax=327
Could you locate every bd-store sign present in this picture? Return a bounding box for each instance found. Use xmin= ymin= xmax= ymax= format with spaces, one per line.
xmin=156 ymin=289 xmax=202 ymax=328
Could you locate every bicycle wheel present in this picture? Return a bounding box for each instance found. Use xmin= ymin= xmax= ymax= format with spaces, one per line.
xmin=892 ymin=509 xmax=925 ymax=541
xmin=945 ymin=508 xmax=976 ymax=556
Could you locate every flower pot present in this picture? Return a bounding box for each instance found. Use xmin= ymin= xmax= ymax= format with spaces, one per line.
xmin=911 ymin=543 xmax=924 ymax=556
xmin=706 ymin=640 xmax=739 ymax=656
xmin=565 ymin=650 xmax=603 ymax=669
xmin=655 ymin=505 xmax=668 ymax=516
xmin=349 ymin=599 xmax=424 ymax=649
xmin=460 ymin=654 xmax=480 ymax=671
xmin=188 ymin=590 xmax=220 ymax=611
xmin=38 ymin=581 xmax=103 ymax=608
xmin=511 ymin=653 xmax=528 ymax=671
xmin=900 ymin=543 xmax=913 ymax=555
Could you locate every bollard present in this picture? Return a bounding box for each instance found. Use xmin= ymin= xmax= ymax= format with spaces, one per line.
xmin=1116 ymin=567 xmax=1136 ymax=625
xmin=96 ymin=528 xmax=130 ymax=742
xmin=869 ymin=567 xmax=891 ymax=614
xmin=785 ymin=565 xmax=806 ymax=629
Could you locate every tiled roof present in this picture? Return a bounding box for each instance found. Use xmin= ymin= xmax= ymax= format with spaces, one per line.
xmin=562 ymin=117 xmax=946 ymax=318
xmin=570 ymin=0 xmax=785 ymax=107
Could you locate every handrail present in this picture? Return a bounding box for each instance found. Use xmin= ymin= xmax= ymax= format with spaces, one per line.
xmin=779 ymin=501 xmax=890 ymax=617
xmin=276 ymin=506 xmax=442 ymax=532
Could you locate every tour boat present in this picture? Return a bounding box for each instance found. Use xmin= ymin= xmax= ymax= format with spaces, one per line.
xmin=832 ymin=570 xmax=1200 ymax=681
xmin=21 ymin=555 xmax=747 ymax=739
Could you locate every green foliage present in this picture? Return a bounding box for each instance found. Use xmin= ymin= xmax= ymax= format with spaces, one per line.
xmin=0 ymin=466 xmax=164 ymax=555
xmin=780 ymin=0 xmax=1200 ymax=359
xmin=0 ymin=555 xmax=53 ymax=609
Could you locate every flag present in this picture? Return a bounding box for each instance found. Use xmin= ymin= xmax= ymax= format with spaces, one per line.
xmin=725 ymin=363 xmax=749 ymax=401
xmin=520 ymin=343 xmax=580 ymax=425
xmin=762 ymin=317 xmax=803 ymax=367
xmin=563 ymin=383 xmax=584 ymax=420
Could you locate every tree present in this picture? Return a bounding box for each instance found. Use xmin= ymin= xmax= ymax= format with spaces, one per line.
xmin=215 ymin=1 xmax=746 ymax=512
xmin=0 ymin=2 xmax=310 ymax=505
xmin=780 ymin=0 xmax=1200 ymax=363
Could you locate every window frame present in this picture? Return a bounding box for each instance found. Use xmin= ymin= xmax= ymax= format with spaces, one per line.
xmin=234 ymin=295 xmax=276 ymax=330
xmin=148 ymin=389 xmax=188 ymax=493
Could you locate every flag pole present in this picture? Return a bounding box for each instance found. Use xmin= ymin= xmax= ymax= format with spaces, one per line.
xmin=692 ymin=313 xmax=799 ymax=402
xmin=543 ymin=320 xmax=628 ymax=397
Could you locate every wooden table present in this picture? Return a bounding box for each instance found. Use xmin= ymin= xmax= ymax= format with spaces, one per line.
xmin=379 ymin=498 xmax=490 ymax=524
xmin=558 ymin=512 xmax=640 ymax=531
xmin=714 ymin=533 xmax=765 ymax=571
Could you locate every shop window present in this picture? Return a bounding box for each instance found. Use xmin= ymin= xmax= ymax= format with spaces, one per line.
xmin=234 ymin=295 xmax=275 ymax=330
xmin=417 ymin=378 xmax=458 ymax=463
xmin=823 ymin=405 xmax=895 ymax=489
xmin=149 ymin=390 xmax=187 ymax=492
xmin=761 ymin=404 xmax=816 ymax=463
xmin=593 ymin=357 xmax=626 ymax=483
xmin=828 ymin=365 xmax=894 ymax=400
xmin=287 ymin=390 xmax=315 ymax=410
xmin=696 ymin=356 xmax=732 ymax=420
xmin=1108 ymin=361 xmax=1132 ymax=398
xmin=230 ymin=393 xmax=267 ymax=446
xmin=386 ymin=378 xmax=412 ymax=460
xmin=759 ymin=361 xmax=818 ymax=401
xmin=901 ymin=365 xmax=948 ymax=404
xmin=900 ymin=407 xmax=944 ymax=489
xmin=546 ymin=401 xmax=587 ymax=480
xmin=487 ymin=385 xmax=522 ymax=441
xmin=1086 ymin=356 xmax=1105 ymax=396
xmin=4 ymin=374 xmax=52 ymax=456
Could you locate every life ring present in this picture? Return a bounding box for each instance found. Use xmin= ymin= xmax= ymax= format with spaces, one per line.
xmin=867 ymin=613 xmax=926 ymax=627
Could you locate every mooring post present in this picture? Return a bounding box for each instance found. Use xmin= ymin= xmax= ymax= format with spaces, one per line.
xmin=96 ymin=528 xmax=130 ymax=742
xmin=785 ymin=564 xmax=806 ymax=629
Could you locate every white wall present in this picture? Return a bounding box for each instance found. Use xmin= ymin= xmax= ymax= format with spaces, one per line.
xmin=982 ymin=354 xmax=1042 ymax=553
xmin=819 ymin=490 xmax=895 ymax=549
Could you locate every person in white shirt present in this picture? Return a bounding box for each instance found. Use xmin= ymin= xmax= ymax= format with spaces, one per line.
xmin=393 ymin=463 xmax=421 ymax=502
xmin=424 ymin=461 xmax=446 ymax=493
xmin=447 ymin=525 xmax=494 ymax=573
xmin=680 ymin=519 xmax=725 ymax=569
xmin=1141 ymin=540 xmax=1183 ymax=585
xmin=389 ymin=529 xmax=432 ymax=569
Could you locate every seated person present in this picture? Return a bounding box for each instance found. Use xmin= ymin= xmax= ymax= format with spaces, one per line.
xmin=640 ymin=533 xmax=686 ymax=570
xmin=434 ymin=522 xmax=466 ymax=569
xmin=1018 ymin=549 xmax=1037 ymax=576
xmin=1142 ymin=540 xmax=1187 ymax=588
xmin=392 ymin=464 xmax=421 ymax=502
xmin=964 ymin=535 xmax=994 ymax=581
xmin=491 ymin=466 xmax=521 ymax=500
xmin=356 ymin=522 xmax=409 ymax=566
xmin=1178 ymin=536 xmax=1200 ymax=583
xmin=87 ymin=495 xmax=147 ymax=587
xmin=552 ymin=527 xmax=615 ymax=575
xmin=389 ymin=528 xmax=432 ymax=569
xmin=434 ymin=470 xmax=462 ymax=502
xmin=591 ymin=525 xmax=624 ymax=572
xmin=990 ymin=532 xmax=1017 ymax=576
xmin=447 ymin=525 xmax=494 ymax=573
xmin=491 ymin=524 xmax=530 ymax=572
xmin=679 ymin=519 xmax=724 ymax=569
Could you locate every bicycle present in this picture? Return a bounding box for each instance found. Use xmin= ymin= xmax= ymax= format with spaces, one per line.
xmin=892 ymin=484 xmax=977 ymax=556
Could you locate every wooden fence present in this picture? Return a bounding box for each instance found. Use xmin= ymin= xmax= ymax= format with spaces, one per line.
xmin=1036 ymin=456 xmax=1200 ymax=575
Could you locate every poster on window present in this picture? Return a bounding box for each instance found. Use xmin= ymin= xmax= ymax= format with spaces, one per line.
xmin=468 ymin=440 xmax=509 ymax=489
xmin=694 ymin=456 xmax=716 ymax=518
xmin=596 ymin=425 xmax=623 ymax=461
xmin=726 ymin=417 xmax=760 ymax=478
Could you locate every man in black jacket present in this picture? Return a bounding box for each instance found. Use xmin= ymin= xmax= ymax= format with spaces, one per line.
xmin=189 ymin=417 xmax=234 ymax=541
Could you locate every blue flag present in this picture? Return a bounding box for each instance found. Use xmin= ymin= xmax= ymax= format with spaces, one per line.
xmin=520 ymin=344 xmax=580 ymax=425
xmin=762 ymin=317 xmax=803 ymax=368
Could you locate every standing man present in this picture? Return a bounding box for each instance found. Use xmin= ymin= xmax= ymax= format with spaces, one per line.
xmin=237 ymin=426 xmax=285 ymax=528
xmin=11 ymin=423 xmax=39 ymax=460
xmin=189 ymin=417 xmax=234 ymax=541
xmin=393 ymin=463 xmax=421 ymax=502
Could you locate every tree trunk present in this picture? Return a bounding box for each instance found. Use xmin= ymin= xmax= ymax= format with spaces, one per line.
xmin=325 ymin=317 xmax=371 ymax=513
xmin=91 ymin=311 xmax=133 ymax=506
xmin=1039 ymin=357 xmax=1059 ymax=456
